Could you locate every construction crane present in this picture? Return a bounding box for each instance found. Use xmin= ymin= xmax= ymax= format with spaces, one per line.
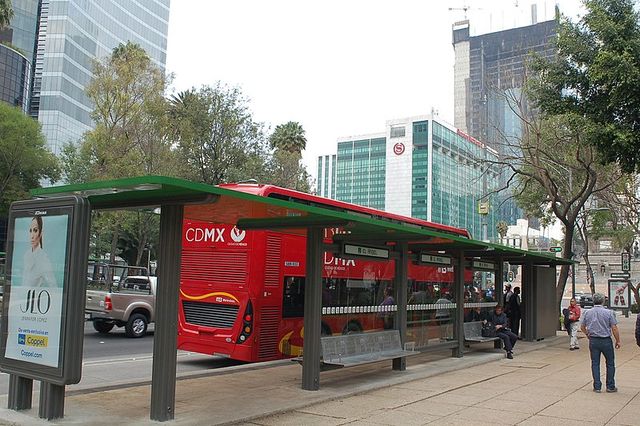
xmin=448 ymin=4 xmax=483 ymax=20
xmin=448 ymin=5 xmax=472 ymax=20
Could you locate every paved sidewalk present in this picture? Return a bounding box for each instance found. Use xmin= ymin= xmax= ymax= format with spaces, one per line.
xmin=0 ymin=315 xmax=637 ymax=425
xmin=248 ymin=315 xmax=640 ymax=426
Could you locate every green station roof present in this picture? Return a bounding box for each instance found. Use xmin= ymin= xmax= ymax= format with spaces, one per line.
xmin=31 ymin=175 xmax=572 ymax=267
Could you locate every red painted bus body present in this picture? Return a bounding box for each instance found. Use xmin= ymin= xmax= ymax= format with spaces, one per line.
xmin=177 ymin=184 xmax=471 ymax=362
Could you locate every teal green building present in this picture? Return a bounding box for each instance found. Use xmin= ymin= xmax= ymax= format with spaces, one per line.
xmin=318 ymin=116 xmax=502 ymax=241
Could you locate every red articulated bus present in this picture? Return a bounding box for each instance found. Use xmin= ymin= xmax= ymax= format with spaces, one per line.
xmin=177 ymin=184 xmax=471 ymax=362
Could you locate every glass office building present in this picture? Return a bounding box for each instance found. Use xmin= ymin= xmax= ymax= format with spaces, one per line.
xmin=29 ymin=0 xmax=171 ymax=155
xmin=317 ymin=154 xmax=336 ymax=199
xmin=333 ymin=136 xmax=386 ymax=210
xmin=6 ymin=0 xmax=40 ymax=62
xmin=0 ymin=44 xmax=30 ymax=112
xmin=318 ymin=116 xmax=501 ymax=241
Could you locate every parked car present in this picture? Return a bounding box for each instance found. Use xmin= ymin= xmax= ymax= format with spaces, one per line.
xmin=85 ymin=264 xmax=156 ymax=338
xmin=579 ymin=293 xmax=609 ymax=308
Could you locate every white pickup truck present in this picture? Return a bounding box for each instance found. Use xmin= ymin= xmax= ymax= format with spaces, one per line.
xmin=85 ymin=265 xmax=156 ymax=338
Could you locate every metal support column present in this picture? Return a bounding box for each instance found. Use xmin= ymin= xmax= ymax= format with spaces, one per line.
xmin=8 ymin=375 xmax=32 ymax=410
xmin=38 ymin=382 xmax=64 ymax=420
xmin=150 ymin=204 xmax=184 ymax=422
xmin=452 ymin=250 xmax=465 ymax=358
xmin=302 ymin=227 xmax=323 ymax=390
xmin=495 ymin=258 xmax=504 ymax=303
xmin=522 ymin=262 xmax=535 ymax=341
xmin=393 ymin=242 xmax=409 ymax=371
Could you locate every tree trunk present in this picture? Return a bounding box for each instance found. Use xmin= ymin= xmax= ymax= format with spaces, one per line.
xmin=556 ymin=226 xmax=575 ymax=310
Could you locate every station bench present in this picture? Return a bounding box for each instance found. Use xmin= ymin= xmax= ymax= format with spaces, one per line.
xmin=318 ymin=330 xmax=418 ymax=369
xmin=463 ymin=321 xmax=502 ymax=349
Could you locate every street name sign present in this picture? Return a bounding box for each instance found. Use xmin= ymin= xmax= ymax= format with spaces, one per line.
xmin=610 ymin=272 xmax=630 ymax=279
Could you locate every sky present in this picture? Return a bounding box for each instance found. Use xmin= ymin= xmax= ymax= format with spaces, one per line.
xmin=165 ymin=0 xmax=583 ymax=185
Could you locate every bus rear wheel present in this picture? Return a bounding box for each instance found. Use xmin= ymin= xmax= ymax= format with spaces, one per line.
xmin=321 ymin=323 xmax=332 ymax=337
xmin=342 ymin=321 xmax=362 ymax=335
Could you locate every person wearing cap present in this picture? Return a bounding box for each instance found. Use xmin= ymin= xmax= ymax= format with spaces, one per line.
xmin=580 ymin=293 xmax=621 ymax=393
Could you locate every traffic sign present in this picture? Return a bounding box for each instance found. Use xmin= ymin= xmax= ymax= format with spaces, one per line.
xmin=610 ymin=272 xmax=630 ymax=279
xmin=621 ymin=252 xmax=630 ymax=272
xmin=549 ymin=246 xmax=562 ymax=253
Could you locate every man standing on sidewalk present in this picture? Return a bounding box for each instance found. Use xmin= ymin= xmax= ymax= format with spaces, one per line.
xmin=581 ymin=293 xmax=621 ymax=393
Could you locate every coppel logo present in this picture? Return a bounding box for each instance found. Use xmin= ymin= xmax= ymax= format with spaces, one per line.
xmin=18 ymin=334 xmax=26 ymax=345
xmin=230 ymin=226 xmax=246 ymax=243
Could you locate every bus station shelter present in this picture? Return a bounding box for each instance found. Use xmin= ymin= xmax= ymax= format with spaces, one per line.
xmin=6 ymin=175 xmax=572 ymax=422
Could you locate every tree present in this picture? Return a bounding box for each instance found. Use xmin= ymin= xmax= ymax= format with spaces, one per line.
xmin=265 ymin=121 xmax=311 ymax=191
xmin=0 ymin=103 xmax=59 ymax=215
xmin=77 ymin=41 xmax=178 ymax=181
xmin=588 ymin=175 xmax=640 ymax=302
xmin=496 ymin=221 xmax=509 ymax=242
xmin=529 ymin=0 xmax=640 ymax=173
xmin=168 ymin=84 xmax=270 ymax=185
xmin=63 ymin=42 xmax=176 ymax=265
xmin=266 ymin=149 xmax=311 ymax=192
xmin=269 ymin=121 xmax=307 ymax=153
xmin=0 ymin=0 xmax=13 ymax=29
xmin=491 ymin=105 xmax=621 ymax=307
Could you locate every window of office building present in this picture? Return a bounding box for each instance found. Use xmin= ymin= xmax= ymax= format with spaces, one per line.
xmin=390 ymin=126 xmax=406 ymax=138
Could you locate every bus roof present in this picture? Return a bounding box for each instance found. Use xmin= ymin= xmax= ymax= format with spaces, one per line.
xmin=218 ymin=183 xmax=471 ymax=239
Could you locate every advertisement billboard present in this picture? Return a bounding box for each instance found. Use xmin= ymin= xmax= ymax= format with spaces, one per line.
xmin=0 ymin=197 xmax=90 ymax=385
xmin=608 ymin=280 xmax=631 ymax=310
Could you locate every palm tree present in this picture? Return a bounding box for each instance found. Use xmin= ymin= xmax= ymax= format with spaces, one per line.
xmin=269 ymin=121 xmax=307 ymax=154
xmin=0 ymin=0 xmax=14 ymax=30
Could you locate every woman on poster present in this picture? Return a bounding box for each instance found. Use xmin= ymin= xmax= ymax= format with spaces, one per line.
xmin=22 ymin=216 xmax=56 ymax=287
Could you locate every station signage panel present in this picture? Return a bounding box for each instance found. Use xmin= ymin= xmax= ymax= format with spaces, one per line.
xmin=472 ymin=260 xmax=495 ymax=271
xmin=342 ymin=244 xmax=389 ymax=260
xmin=420 ymin=254 xmax=452 ymax=266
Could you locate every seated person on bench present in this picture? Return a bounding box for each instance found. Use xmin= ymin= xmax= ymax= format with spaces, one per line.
xmin=490 ymin=305 xmax=518 ymax=359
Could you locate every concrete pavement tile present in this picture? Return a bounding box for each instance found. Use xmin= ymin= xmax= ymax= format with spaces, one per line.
xmin=368 ymin=385 xmax=438 ymax=404
xmin=438 ymin=406 xmax=530 ymax=425
xmin=250 ymin=410 xmax=349 ymax=426
xmin=425 ymin=419 xmax=499 ymax=426
xmin=515 ymin=384 xmax=576 ymax=398
xmin=399 ymin=379 xmax=463 ymax=393
xmin=538 ymin=390 xmax=631 ymax=423
xmin=608 ymin=395 xmax=640 ymax=426
xmin=500 ymin=392 xmax=561 ymax=406
xmin=478 ymin=396 xmax=555 ymax=414
xmin=428 ymin=391 xmax=493 ymax=406
xmin=517 ymin=414 xmax=604 ymax=425
xmin=398 ymin=400 xmax=466 ymax=417
xmin=345 ymin=409 xmax=440 ymax=425
xmin=301 ymin=396 xmax=388 ymax=418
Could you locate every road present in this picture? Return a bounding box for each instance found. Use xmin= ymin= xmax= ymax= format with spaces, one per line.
xmin=0 ymin=321 xmax=245 ymax=395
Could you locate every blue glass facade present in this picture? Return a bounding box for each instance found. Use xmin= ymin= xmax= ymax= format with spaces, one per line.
xmin=335 ymin=137 xmax=386 ymax=210
xmin=0 ymin=44 xmax=30 ymax=112
xmin=8 ymin=0 xmax=40 ymax=62
xmin=29 ymin=0 xmax=171 ymax=154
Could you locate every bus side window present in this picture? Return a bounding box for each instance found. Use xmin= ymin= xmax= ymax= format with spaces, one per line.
xmin=283 ymin=276 xmax=305 ymax=318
